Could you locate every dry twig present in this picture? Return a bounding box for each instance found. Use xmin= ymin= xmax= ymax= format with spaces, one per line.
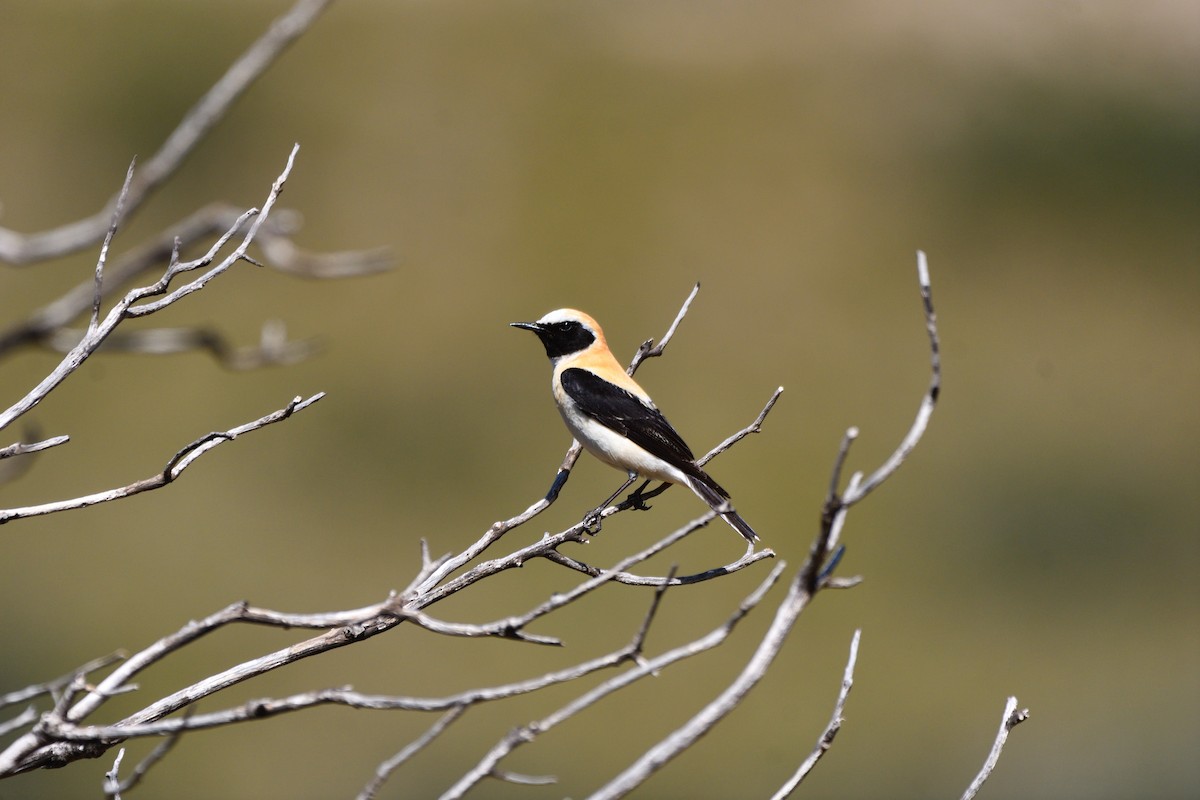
xmin=0 ymin=0 xmax=336 ymax=265
xmin=771 ymin=629 xmax=862 ymax=799
xmin=0 ymin=393 xmax=323 ymax=525
xmin=960 ymin=696 xmax=1030 ymax=800
xmin=0 ymin=145 xmax=302 ymax=433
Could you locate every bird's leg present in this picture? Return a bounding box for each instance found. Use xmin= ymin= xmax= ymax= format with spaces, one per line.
xmin=817 ymin=544 xmax=847 ymax=584
xmin=618 ymin=480 xmax=672 ymax=512
xmin=583 ymin=473 xmax=638 ymax=532
xmin=544 ymin=468 xmax=571 ymax=504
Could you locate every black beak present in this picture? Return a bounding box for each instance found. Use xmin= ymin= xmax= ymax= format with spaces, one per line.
xmin=509 ymin=321 xmax=543 ymax=333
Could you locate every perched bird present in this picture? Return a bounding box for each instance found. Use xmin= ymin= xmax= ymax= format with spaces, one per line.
xmin=511 ymin=308 xmax=758 ymax=542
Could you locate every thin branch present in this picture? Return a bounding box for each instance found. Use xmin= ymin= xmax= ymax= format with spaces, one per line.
xmin=0 ymin=707 xmax=38 ymax=738
xmin=405 ymin=521 xmax=704 ymax=646
xmin=0 ymin=435 xmax=69 ymax=461
xmin=825 ymin=427 xmax=858 ymax=509
xmin=0 ymin=204 xmax=388 ymax=360
xmin=0 ymin=147 xmax=302 ymax=435
xmin=960 ymin=697 xmax=1029 ymax=800
xmin=357 ymin=708 xmax=467 ymax=800
xmin=493 ymin=770 xmax=557 ymax=786
xmin=0 ymin=393 xmax=322 ymax=525
xmin=491 ymin=527 xmax=694 ymax=635
xmin=413 ymin=511 xmax=710 ymax=613
xmin=257 ymin=235 xmax=391 ymax=280
xmin=771 ymin=629 xmax=862 ymax=799
xmin=90 ymin=161 xmax=136 ymax=333
xmin=843 ymin=250 xmax=940 ymax=506
xmin=629 ymin=281 xmax=700 ymax=370
xmin=0 ymin=653 xmax=124 ymax=710
xmin=698 ymin=386 xmax=783 ymax=468
xmin=824 ymin=471 xmax=861 ymax=565
xmin=542 ymin=546 xmax=774 ymax=587
xmin=804 ymin=252 xmax=941 ymax=591
xmin=102 ymin=749 xmax=125 ymax=800
xmin=123 ymin=145 xmax=299 ymax=317
xmin=0 ymin=0 xmax=335 ymax=265
xmin=39 ymin=321 xmax=319 ymax=371
xmin=102 ymin=715 xmax=189 ymax=799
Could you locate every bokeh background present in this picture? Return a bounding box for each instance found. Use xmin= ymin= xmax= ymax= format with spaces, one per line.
xmin=1 ymin=1 xmax=1196 ymax=798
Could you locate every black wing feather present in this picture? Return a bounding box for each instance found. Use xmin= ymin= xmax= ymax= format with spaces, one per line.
xmin=560 ymin=368 xmax=698 ymax=469
xmin=561 ymin=368 xmax=750 ymax=538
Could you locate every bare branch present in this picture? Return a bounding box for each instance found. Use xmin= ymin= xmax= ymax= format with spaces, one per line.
xmin=0 ymin=707 xmax=38 ymax=739
xmin=843 ymin=250 xmax=940 ymax=506
xmin=39 ymin=320 xmax=319 ymax=371
xmin=102 ymin=749 xmax=125 ymax=800
xmin=0 ymin=393 xmax=322 ymax=525
xmin=771 ymin=629 xmax=862 ymax=799
xmin=102 ymin=716 xmax=188 ymax=799
xmin=461 ymin=522 xmax=699 ymax=637
xmin=960 ymin=697 xmax=1030 ymax=800
xmin=698 ymin=386 xmax=784 ymax=468
xmin=0 ymin=653 xmax=124 ymax=711
xmin=494 ymin=770 xmax=557 ymax=786
xmin=0 ymin=147 xmax=304 ymax=434
xmin=258 ymin=235 xmax=391 ymax=280
xmin=804 ymin=252 xmax=941 ymax=591
xmin=412 ymin=511 xmax=710 ymax=612
xmin=0 ymin=0 xmax=335 ymax=265
xmin=90 ymin=161 xmax=136 ymax=333
xmin=0 ymin=205 xmax=388 ymax=361
xmin=824 ymin=471 xmax=861 ymax=566
xmin=630 ymin=281 xmax=700 ymax=368
xmin=441 ymin=562 xmax=788 ymax=800
xmin=357 ymin=708 xmax=467 ymax=800
xmin=0 ymin=435 xmax=69 ymax=461
xmin=542 ymin=546 xmax=774 ymax=587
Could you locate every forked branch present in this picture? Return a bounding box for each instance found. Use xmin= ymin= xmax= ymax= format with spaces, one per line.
xmin=0 ymin=0 xmax=336 ymax=265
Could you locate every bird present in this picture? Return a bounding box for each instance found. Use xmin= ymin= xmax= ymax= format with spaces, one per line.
xmin=510 ymin=308 xmax=759 ymax=543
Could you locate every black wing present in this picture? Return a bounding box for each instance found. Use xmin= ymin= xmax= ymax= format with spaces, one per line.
xmin=560 ymin=367 xmax=697 ymax=469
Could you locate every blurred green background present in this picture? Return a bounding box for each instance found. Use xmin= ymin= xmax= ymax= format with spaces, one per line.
xmin=1 ymin=1 xmax=1197 ymax=798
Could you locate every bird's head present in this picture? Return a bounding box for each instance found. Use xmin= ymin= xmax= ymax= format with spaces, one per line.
xmin=510 ymin=308 xmax=605 ymax=361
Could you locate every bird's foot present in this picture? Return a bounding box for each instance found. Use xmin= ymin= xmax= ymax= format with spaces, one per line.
xmin=617 ymin=480 xmax=670 ymax=512
xmin=619 ymin=489 xmax=653 ymax=512
xmin=582 ymin=507 xmax=605 ymax=534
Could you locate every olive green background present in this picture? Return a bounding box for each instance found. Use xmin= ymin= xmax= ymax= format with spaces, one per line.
xmin=1 ymin=1 xmax=1196 ymax=798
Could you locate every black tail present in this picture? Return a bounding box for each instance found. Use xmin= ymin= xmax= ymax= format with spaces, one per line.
xmin=685 ymin=469 xmax=759 ymax=543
